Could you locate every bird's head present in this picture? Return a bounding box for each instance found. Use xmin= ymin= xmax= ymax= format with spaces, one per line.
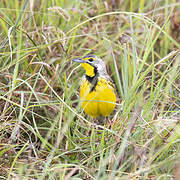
xmin=72 ymin=54 xmax=107 ymax=78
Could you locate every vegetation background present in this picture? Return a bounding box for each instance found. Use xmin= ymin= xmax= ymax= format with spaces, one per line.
xmin=0 ymin=0 xmax=180 ymax=179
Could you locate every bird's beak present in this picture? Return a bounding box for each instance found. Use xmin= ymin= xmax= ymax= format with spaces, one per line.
xmin=72 ymin=58 xmax=85 ymax=63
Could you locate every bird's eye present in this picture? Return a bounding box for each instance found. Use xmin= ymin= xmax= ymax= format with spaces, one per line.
xmin=88 ymin=58 xmax=93 ymax=62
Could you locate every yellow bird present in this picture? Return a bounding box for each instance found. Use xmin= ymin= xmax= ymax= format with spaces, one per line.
xmin=72 ymin=54 xmax=116 ymax=118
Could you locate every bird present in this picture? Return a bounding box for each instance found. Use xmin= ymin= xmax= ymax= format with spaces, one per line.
xmin=72 ymin=54 xmax=116 ymax=118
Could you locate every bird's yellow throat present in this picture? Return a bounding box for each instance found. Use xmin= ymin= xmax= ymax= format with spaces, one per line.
xmin=81 ymin=63 xmax=95 ymax=77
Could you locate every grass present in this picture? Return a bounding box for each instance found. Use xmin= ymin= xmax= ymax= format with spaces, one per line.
xmin=0 ymin=0 xmax=180 ymax=179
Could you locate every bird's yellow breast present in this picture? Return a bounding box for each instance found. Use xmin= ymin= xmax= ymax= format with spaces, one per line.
xmin=80 ymin=77 xmax=116 ymax=117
